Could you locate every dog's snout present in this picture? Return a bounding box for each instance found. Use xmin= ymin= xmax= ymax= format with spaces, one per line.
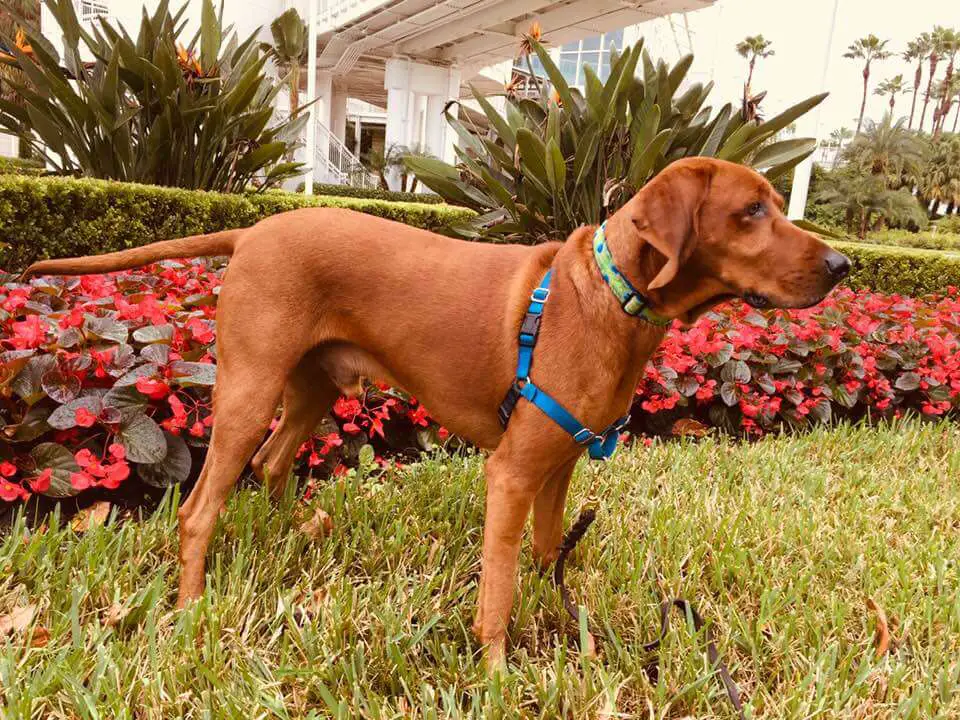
xmin=824 ymin=251 xmax=851 ymax=280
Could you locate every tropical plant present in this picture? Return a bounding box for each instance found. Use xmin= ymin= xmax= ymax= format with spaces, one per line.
xmin=735 ymin=34 xmax=774 ymax=96
xmin=829 ymin=126 xmax=853 ymax=168
xmin=933 ymin=28 xmax=957 ymax=136
xmin=919 ymin=26 xmax=949 ymax=132
xmin=405 ymin=35 xmax=825 ymax=243
xmin=918 ymin=132 xmax=960 ymax=214
xmin=903 ymin=34 xmax=932 ymax=129
xmin=874 ymin=74 xmax=906 ymax=115
xmin=816 ymin=166 xmax=927 ymax=238
xmin=363 ymin=143 xmax=432 ymax=193
xmin=844 ymin=35 xmax=893 ymax=135
xmin=260 ymin=8 xmax=307 ymax=118
xmin=842 ymin=113 xmax=925 ymax=187
xmin=0 ymin=0 xmax=307 ymax=192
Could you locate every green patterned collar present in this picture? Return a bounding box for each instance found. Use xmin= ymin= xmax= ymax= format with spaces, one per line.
xmin=592 ymin=222 xmax=671 ymax=326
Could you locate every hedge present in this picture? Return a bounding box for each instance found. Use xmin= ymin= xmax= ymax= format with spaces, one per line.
xmin=292 ymin=182 xmax=446 ymax=204
xmin=0 ymin=175 xmax=959 ymax=296
xmin=0 ymin=156 xmax=45 ymax=176
xmin=858 ymin=229 xmax=960 ymax=252
xmin=832 ymin=239 xmax=960 ymax=295
xmin=0 ymin=175 xmax=473 ymax=269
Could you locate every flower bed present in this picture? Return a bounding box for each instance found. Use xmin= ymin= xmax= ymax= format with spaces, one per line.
xmin=0 ymin=262 xmax=958 ymax=504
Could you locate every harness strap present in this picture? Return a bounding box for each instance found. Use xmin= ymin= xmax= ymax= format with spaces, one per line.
xmin=498 ymin=268 xmax=628 ymax=461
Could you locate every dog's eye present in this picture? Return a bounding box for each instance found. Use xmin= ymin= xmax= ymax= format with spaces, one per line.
xmin=746 ymin=202 xmax=765 ymax=217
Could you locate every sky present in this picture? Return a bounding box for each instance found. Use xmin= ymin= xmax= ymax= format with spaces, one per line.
xmin=643 ymin=0 xmax=957 ymax=139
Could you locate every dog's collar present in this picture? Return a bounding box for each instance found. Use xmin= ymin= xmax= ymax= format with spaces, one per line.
xmin=592 ymin=222 xmax=671 ymax=326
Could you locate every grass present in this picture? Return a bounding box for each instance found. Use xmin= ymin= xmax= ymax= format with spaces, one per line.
xmin=2 ymin=419 xmax=959 ymax=719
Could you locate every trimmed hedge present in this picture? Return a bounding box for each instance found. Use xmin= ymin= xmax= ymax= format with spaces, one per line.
xmin=0 ymin=156 xmax=45 ymax=176
xmin=859 ymin=229 xmax=960 ymax=252
xmin=0 ymin=175 xmax=473 ymax=269
xmin=0 ymin=174 xmax=958 ymax=295
xmin=292 ymin=182 xmax=446 ymax=204
xmin=832 ymin=239 xmax=960 ymax=295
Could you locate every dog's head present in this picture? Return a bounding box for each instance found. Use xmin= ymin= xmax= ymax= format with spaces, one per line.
xmin=605 ymin=157 xmax=849 ymax=322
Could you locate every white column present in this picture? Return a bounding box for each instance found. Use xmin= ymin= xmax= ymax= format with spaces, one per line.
xmin=330 ymin=83 xmax=348 ymax=142
xmin=787 ymin=0 xmax=840 ymax=221
xmin=303 ymin=0 xmax=318 ymax=195
xmin=385 ymin=58 xmax=413 ymax=191
xmin=315 ymin=70 xmax=333 ymax=184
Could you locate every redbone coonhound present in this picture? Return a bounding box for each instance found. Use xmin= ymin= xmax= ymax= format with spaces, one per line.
xmin=23 ymin=157 xmax=850 ymax=667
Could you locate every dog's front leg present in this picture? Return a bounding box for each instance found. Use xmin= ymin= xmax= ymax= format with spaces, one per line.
xmin=532 ymin=460 xmax=577 ymax=569
xmin=472 ymin=449 xmax=550 ymax=670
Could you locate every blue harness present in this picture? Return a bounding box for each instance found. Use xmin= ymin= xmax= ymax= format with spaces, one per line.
xmin=497 ymin=223 xmax=671 ymax=461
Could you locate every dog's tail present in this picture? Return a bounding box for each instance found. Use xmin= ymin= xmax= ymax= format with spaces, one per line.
xmin=20 ymin=228 xmax=242 ymax=280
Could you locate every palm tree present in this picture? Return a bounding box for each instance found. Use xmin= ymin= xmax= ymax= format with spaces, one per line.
xmin=903 ymin=35 xmax=932 ymax=129
xmin=843 ymin=113 xmax=925 ymax=188
xmin=829 ymin=127 xmax=854 ymax=168
xmin=874 ymin=75 xmax=906 ymax=116
xmin=933 ymin=28 xmax=958 ymax=137
xmin=932 ymin=75 xmax=960 ymax=137
xmin=735 ymin=35 xmax=774 ymax=97
xmin=844 ymin=35 xmax=892 ymax=135
xmin=261 ymin=9 xmax=308 ymax=118
xmin=919 ymin=26 xmax=950 ymax=132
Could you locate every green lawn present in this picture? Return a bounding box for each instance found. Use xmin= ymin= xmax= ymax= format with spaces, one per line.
xmin=2 ymin=419 xmax=959 ymax=719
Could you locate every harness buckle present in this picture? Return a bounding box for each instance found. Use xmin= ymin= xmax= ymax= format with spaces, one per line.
xmin=498 ymin=380 xmax=523 ymax=428
xmin=531 ymin=287 xmax=550 ymax=303
xmin=573 ymin=428 xmax=596 ymax=445
xmin=519 ymin=312 xmax=541 ymax=341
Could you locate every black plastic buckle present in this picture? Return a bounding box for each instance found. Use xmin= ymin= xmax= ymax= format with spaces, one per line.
xmin=519 ymin=312 xmax=542 ymax=344
xmin=498 ymin=379 xmax=523 ymax=428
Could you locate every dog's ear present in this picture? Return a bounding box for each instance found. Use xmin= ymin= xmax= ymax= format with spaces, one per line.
xmin=623 ymin=163 xmax=712 ymax=290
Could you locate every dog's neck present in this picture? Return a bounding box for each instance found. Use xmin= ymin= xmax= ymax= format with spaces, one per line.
xmin=557 ymin=228 xmax=669 ymax=404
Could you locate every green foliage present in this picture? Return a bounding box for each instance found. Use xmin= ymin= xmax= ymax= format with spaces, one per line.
xmin=936 ymin=213 xmax=960 ymax=233
xmin=815 ymin=165 xmax=928 ymax=238
xmin=291 ymin=182 xmax=445 ymax=204
xmin=0 ymin=155 xmax=43 ymax=175
xmin=3 ymin=420 xmax=960 ymax=717
xmin=918 ymin=133 xmax=960 ymax=208
xmin=0 ymin=0 xmax=306 ymax=192
xmin=0 ymin=175 xmax=473 ymax=269
xmin=832 ymin=239 xmax=960 ymax=294
xmin=405 ymin=38 xmax=825 ymax=243
xmin=861 ymin=228 xmax=960 ymax=252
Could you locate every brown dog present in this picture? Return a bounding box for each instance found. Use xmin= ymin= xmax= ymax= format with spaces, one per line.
xmin=23 ymin=157 xmax=849 ymax=666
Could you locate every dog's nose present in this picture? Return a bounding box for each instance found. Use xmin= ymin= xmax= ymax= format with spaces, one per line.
xmin=824 ymin=251 xmax=851 ymax=280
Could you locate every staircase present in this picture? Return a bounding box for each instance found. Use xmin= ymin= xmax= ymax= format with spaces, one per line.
xmin=314 ymin=121 xmax=380 ymax=188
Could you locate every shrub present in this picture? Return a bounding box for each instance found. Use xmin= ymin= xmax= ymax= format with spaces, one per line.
xmin=635 ymin=287 xmax=960 ymax=437
xmin=833 ymin=240 xmax=960 ymax=295
xmin=858 ymin=229 xmax=960 ymax=252
xmin=0 ymin=0 xmax=306 ymax=192
xmin=0 ymin=156 xmax=44 ymax=176
xmin=0 ymin=175 xmax=473 ymax=269
xmin=292 ymin=183 xmax=445 ymax=204
xmin=0 ymin=263 xmax=957 ymax=504
xmin=406 ymin=35 xmax=825 ymax=242
xmin=935 ymin=214 xmax=960 ymax=234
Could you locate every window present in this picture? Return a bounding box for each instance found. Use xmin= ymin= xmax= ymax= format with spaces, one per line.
xmin=513 ymin=28 xmax=630 ymax=90
xmin=79 ymin=0 xmax=109 ymax=22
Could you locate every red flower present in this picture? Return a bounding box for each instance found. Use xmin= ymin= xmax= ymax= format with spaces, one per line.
xmin=70 ymin=472 xmax=94 ymax=490
xmin=0 ymin=479 xmax=27 ymax=502
xmin=75 ymin=406 xmax=98 ymax=428
xmin=334 ymin=397 xmax=362 ymax=419
xmin=100 ymin=461 xmax=130 ymax=489
xmin=29 ymin=468 xmax=52 ymax=493
xmin=136 ymin=377 xmax=171 ymax=399
xmin=10 ymin=315 xmax=48 ymax=349
xmin=0 ymin=461 xmax=17 ymax=477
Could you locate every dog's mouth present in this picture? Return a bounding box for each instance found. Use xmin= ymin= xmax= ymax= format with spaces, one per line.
xmin=743 ymin=291 xmax=828 ymax=310
xmin=743 ymin=292 xmax=770 ymax=309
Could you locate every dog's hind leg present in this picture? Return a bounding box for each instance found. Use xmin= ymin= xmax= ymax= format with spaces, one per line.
xmin=251 ymin=353 xmax=340 ymax=501
xmin=176 ymin=356 xmax=291 ymax=608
